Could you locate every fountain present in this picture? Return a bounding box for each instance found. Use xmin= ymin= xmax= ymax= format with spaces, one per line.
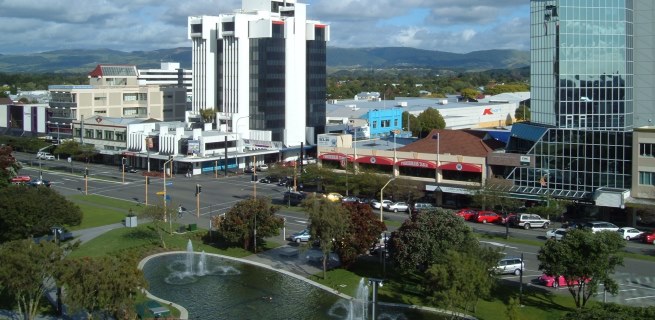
xmin=142 ymin=242 xmax=447 ymax=319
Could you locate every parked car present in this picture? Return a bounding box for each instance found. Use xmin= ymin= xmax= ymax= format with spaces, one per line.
xmin=386 ymin=202 xmax=410 ymax=213
xmin=371 ymin=200 xmax=393 ymax=210
xmin=583 ymin=221 xmax=620 ymax=233
xmin=341 ymin=196 xmax=360 ymax=203
xmin=283 ymin=191 xmax=306 ymax=206
xmin=474 ymin=210 xmax=501 ymax=224
xmin=289 ymin=229 xmax=311 ymax=243
xmin=617 ymin=227 xmax=644 ymax=241
xmin=28 ymin=179 xmax=51 ymax=187
xmin=455 ymin=208 xmax=478 ymax=220
xmin=257 ymin=164 xmax=269 ymax=171
xmin=36 ymin=152 xmax=53 ymax=159
xmin=545 ymin=228 xmax=568 ymax=241
xmin=641 ymin=231 xmax=655 ymax=244
xmin=501 ymin=213 xmax=517 ymax=225
xmin=10 ymin=175 xmax=31 ymax=183
xmin=305 ymin=248 xmax=341 ymax=269
xmin=494 ymin=257 xmax=524 ymax=276
xmin=259 ymin=177 xmax=271 ymax=183
xmin=511 ymin=213 xmax=550 ymax=230
xmin=43 ymin=155 xmax=56 ymax=160
xmin=326 ymin=192 xmax=343 ymax=202
xmin=538 ymin=274 xmax=590 ymax=288
xmin=411 ymin=202 xmax=436 ymax=214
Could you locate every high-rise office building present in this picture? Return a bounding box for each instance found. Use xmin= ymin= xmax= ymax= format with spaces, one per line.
xmin=507 ymin=1 xmax=655 ymax=207
xmin=188 ymin=0 xmax=329 ymax=148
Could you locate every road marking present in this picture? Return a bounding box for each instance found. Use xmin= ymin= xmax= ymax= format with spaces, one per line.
xmin=625 ymin=295 xmax=655 ymax=301
xmin=480 ymin=241 xmax=517 ymax=250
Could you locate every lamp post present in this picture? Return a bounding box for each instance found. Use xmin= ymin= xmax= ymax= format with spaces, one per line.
xmin=369 ymin=278 xmax=384 ymax=320
xmin=380 ymin=177 xmax=396 ymax=222
xmin=163 ymin=157 xmax=174 ymax=233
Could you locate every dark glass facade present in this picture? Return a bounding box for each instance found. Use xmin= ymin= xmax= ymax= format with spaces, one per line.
xmin=306 ymin=26 xmax=327 ymax=136
xmin=249 ymin=24 xmax=286 ymax=141
xmin=508 ymin=0 xmax=635 ymax=200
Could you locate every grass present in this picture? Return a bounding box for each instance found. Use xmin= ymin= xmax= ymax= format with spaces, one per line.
xmin=66 ymin=194 xmax=143 ymax=230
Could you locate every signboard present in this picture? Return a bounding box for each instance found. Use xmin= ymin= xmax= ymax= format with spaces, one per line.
xmin=520 ymin=156 xmax=531 ymax=166
xmin=146 ymin=137 xmax=154 ymax=149
xmin=156 ymin=191 xmax=165 ymax=195
xmin=317 ymin=134 xmax=338 ymax=147
xmin=188 ymin=140 xmax=200 ymax=155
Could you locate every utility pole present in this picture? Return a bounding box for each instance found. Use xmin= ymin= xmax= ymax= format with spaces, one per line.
xmin=84 ymin=167 xmax=88 ymax=195
xmin=121 ymin=157 xmax=126 ymax=183
xmin=196 ymin=184 xmax=202 ymax=219
xmin=145 ymin=176 xmax=149 ymax=205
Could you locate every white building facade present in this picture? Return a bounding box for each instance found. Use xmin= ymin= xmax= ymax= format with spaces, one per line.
xmin=188 ymin=0 xmax=330 ymax=148
xmin=138 ymin=62 xmax=193 ymax=102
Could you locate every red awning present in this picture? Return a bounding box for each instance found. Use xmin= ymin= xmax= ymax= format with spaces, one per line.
xmin=318 ymin=153 xmax=353 ymax=161
xmin=438 ymin=162 xmax=482 ymax=173
xmin=355 ymin=156 xmax=394 ymax=165
xmin=396 ymin=159 xmax=437 ymax=169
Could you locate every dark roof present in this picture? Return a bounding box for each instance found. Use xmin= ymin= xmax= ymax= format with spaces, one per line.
xmin=397 ymin=129 xmax=504 ymax=157
xmin=88 ymin=64 xmax=137 ymax=78
xmin=0 ymin=97 xmax=14 ymax=105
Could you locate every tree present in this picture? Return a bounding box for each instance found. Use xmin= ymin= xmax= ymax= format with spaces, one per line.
xmin=424 ymin=248 xmax=500 ymax=316
xmin=526 ymin=195 xmax=569 ymax=221
xmin=561 ymin=303 xmax=655 ymax=320
xmin=514 ymin=104 xmax=531 ymax=121
xmin=200 ymin=108 xmax=215 ymax=123
xmin=389 ymin=209 xmax=479 ymax=272
xmin=57 ymin=255 xmax=147 ymax=319
xmin=416 ymin=107 xmax=446 ymax=137
xmin=0 ymin=239 xmax=66 ymax=320
xmin=212 ymin=198 xmax=283 ymax=251
xmin=302 ymin=196 xmax=350 ymax=278
xmin=0 ymin=185 xmax=82 ymax=243
xmin=537 ymin=229 xmax=625 ymax=308
xmin=0 ymin=145 xmax=21 ymax=188
xmin=402 ymin=111 xmax=419 ymax=134
xmin=484 ymin=83 xmax=530 ymax=95
xmin=460 ymin=88 xmax=480 ymax=101
xmin=336 ymin=203 xmax=386 ymax=267
xmin=139 ymin=204 xmax=175 ymax=248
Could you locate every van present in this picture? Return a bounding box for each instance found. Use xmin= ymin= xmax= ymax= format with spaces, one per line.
xmin=511 ymin=213 xmax=550 ymax=230
xmin=583 ymin=221 xmax=619 ymax=233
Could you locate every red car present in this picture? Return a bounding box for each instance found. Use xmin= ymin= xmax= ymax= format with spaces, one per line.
xmin=9 ymin=175 xmax=31 ymax=183
xmin=642 ymin=231 xmax=655 ymax=244
xmin=455 ymin=208 xmax=477 ymax=220
xmin=474 ymin=211 xmax=501 ymax=224
xmin=539 ymin=274 xmax=590 ymax=288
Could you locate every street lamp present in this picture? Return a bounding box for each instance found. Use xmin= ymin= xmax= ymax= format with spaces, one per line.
xmin=369 ymin=278 xmax=384 ymax=320
xmin=163 ymin=157 xmax=174 ymax=233
xmin=380 ymin=177 xmax=396 ymax=222
xmin=233 ymin=115 xmax=250 ymax=171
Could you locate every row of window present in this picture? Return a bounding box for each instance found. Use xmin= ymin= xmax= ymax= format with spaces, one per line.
xmin=371 ymin=119 xmax=399 ymax=129
xmin=75 ymin=128 xmax=126 ymax=141
xmin=639 ymin=143 xmax=655 ymax=157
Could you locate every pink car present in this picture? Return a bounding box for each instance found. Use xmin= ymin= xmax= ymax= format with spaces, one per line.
xmin=538 ymin=274 xmax=590 ymax=288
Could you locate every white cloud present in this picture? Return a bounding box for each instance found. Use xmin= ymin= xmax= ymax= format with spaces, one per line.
xmin=0 ymin=0 xmax=529 ymax=54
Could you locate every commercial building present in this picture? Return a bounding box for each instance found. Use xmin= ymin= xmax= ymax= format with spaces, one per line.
xmin=138 ymin=62 xmax=193 ymax=101
xmin=505 ymin=1 xmax=655 ymax=220
xmin=48 ymin=64 xmax=188 ymax=139
xmin=188 ymin=0 xmax=330 ymax=148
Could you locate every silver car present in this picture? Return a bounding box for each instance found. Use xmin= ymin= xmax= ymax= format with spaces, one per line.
xmin=495 ymin=257 xmax=524 ymax=276
xmin=386 ymin=202 xmax=409 ymax=213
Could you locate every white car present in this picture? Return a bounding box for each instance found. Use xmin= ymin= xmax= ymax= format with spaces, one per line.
xmin=371 ymin=200 xmax=392 ymax=210
xmin=545 ymin=228 xmax=568 ymax=241
xmin=617 ymin=227 xmax=644 ymax=241
xmin=386 ymin=202 xmax=410 ymax=213
xmin=494 ymin=257 xmax=525 ymax=276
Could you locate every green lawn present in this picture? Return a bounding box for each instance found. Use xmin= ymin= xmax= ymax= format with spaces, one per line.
xmin=66 ymin=194 xmax=143 ymax=230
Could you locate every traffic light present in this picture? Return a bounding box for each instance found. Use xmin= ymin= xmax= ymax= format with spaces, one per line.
xmin=196 ymin=184 xmax=202 ymax=195
xmin=121 ymin=157 xmax=126 ymax=166
xmin=146 ymin=176 xmax=150 ymax=184
xmin=84 ymin=168 xmax=89 ymax=178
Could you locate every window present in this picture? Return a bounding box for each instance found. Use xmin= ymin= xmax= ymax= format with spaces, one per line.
xmin=381 ymin=120 xmax=390 ymax=128
xmin=394 ymin=119 xmax=398 ymax=126
xmin=640 ymin=143 xmax=655 ymax=157
xmin=104 ymin=131 xmax=114 ymax=141
xmin=96 ymin=130 xmax=103 ymax=140
xmin=372 ymin=121 xmax=377 ymax=129
xmin=85 ymin=129 xmax=94 ymax=139
xmin=115 ymin=131 xmax=126 ymax=141
xmin=639 ymin=171 xmax=655 ymax=186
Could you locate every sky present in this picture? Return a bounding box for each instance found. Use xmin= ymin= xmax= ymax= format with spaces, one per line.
xmin=0 ymin=0 xmax=530 ymax=55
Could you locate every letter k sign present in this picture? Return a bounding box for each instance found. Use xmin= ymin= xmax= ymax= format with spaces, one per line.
xmin=482 ymin=108 xmax=493 ymax=115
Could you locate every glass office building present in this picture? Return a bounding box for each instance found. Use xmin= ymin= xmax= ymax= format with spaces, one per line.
xmin=507 ymin=0 xmax=637 ymax=200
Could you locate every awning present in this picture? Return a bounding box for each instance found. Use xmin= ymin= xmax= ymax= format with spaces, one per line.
xmin=438 ymin=162 xmax=482 ymax=173
xmin=318 ymin=153 xmax=354 ymax=161
xmin=425 ymin=185 xmax=475 ymax=195
xmin=396 ymin=159 xmax=437 ymax=169
xmin=355 ymin=156 xmax=394 ymax=165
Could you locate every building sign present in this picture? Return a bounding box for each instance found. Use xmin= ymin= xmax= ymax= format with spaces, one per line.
xmin=520 ymin=156 xmax=531 ymax=166
xmin=482 ymin=107 xmax=502 ymax=116
xmin=319 ymin=153 xmax=353 ymax=161
xmin=396 ymin=159 xmax=437 ymax=169
xmin=317 ymin=134 xmax=338 ymax=147
xmin=188 ymin=140 xmax=200 ymax=155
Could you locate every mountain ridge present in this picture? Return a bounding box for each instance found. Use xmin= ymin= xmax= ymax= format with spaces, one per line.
xmin=0 ymin=47 xmax=529 ymax=73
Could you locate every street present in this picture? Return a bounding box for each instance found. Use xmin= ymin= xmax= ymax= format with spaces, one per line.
xmin=12 ymin=152 xmax=655 ymax=307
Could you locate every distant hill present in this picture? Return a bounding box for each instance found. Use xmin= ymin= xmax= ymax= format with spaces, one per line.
xmin=0 ymin=47 xmax=529 ymax=73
